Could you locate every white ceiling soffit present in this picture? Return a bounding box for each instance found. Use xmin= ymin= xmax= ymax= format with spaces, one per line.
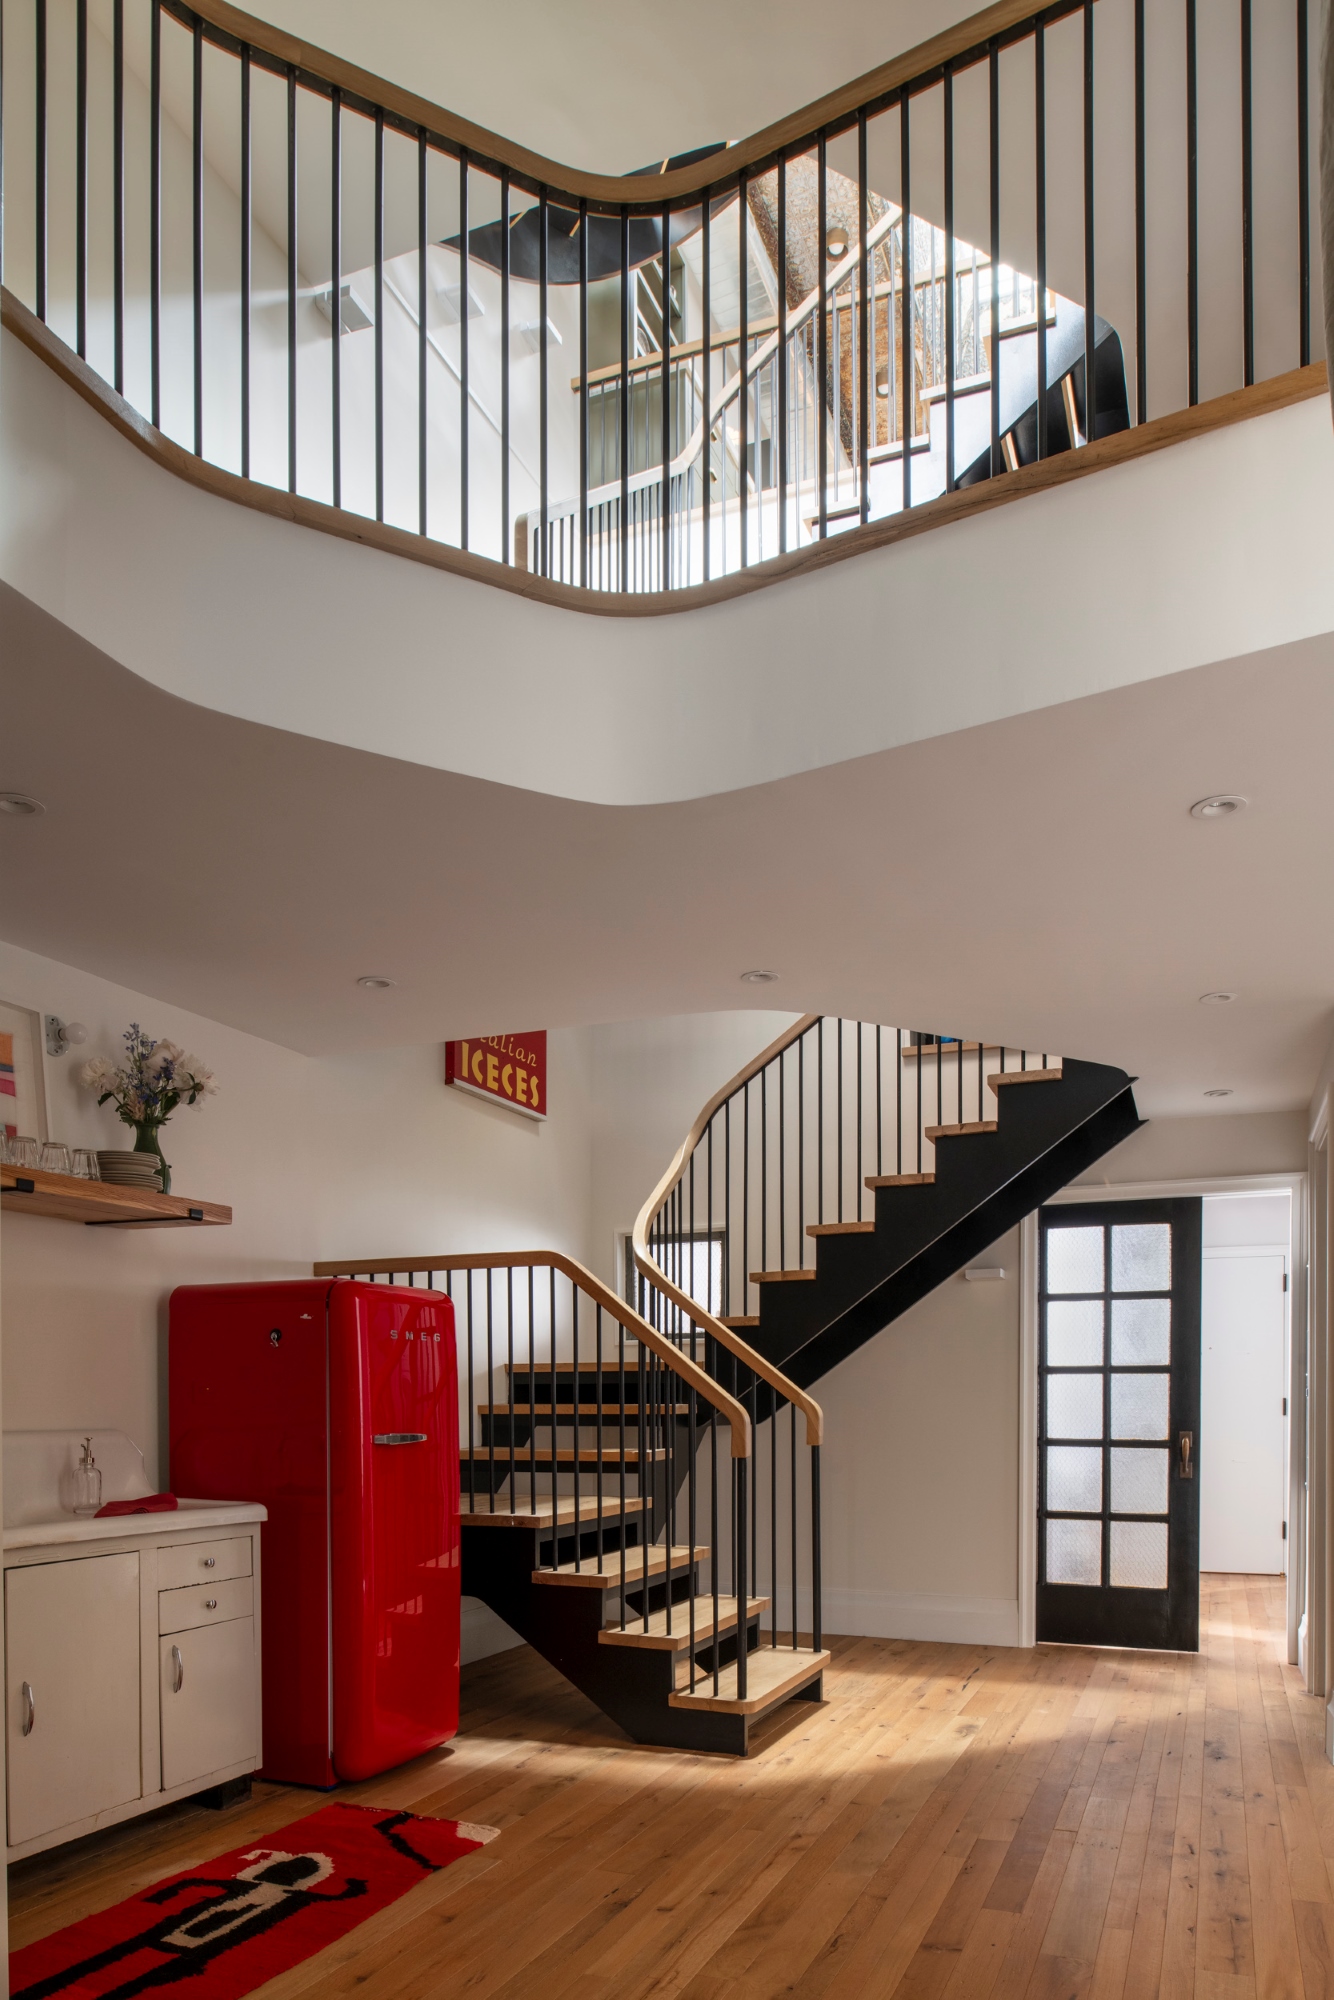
xmin=5 ymin=329 xmax=1334 ymax=811
xmin=2 ymin=578 xmax=1331 ymax=1120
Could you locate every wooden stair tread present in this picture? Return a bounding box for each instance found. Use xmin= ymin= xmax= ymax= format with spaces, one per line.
xmin=534 ymin=1544 xmax=708 ymax=1589
xmin=718 ymin=1315 xmax=760 ymax=1328
xmin=750 ymin=1268 xmax=818 ymax=1284
xmin=923 ymin=1120 xmax=999 ymax=1140
xmin=989 ymin=1067 xmax=1063 ymax=1087
xmin=865 ymin=1173 xmax=935 ymax=1187
xmin=806 ymin=1220 xmax=875 ymax=1237
xmin=667 ymin=1645 xmax=831 ymax=1715
xmin=461 ymin=1446 xmax=665 ymax=1464
xmin=479 ymin=1403 xmax=690 ymax=1417
xmin=461 ymin=1494 xmax=646 ymax=1529
xmin=599 ymin=1595 xmax=769 ymax=1653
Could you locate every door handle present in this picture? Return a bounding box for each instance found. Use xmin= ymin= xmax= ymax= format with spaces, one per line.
xmin=372 ymin=1432 xmax=428 ymax=1446
xmin=171 ymin=1645 xmax=184 ymax=1694
xmin=20 ymin=1682 xmax=34 ymax=1736
xmin=1178 ymin=1431 xmax=1194 ymax=1479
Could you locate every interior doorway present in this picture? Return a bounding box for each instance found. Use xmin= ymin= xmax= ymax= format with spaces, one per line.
xmin=1200 ymin=1192 xmax=1290 ymax=1576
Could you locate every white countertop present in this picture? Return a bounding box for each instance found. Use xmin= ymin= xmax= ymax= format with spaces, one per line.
xmin=4 ymin=1499 xmax=267 ymax=1552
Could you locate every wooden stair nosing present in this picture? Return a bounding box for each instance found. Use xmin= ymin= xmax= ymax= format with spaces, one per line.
xmin=749 ymin=1268 xmax=818 ymax=1284
xmin=461 ymin=1494 xmax=647 ymax=1529
xmin=667 ymin=1645 xmax=831 ymax=1715
xmin=533 ymin=1544 xmax=709 ymax=1588
xmin=718 ymin=1315 xmax=760 ymax=1329
xmin=864 ymin=1172 xmax=935 ymax=1187
xmin=806 ymin=1220 xmax=875 ymax=1237
xmin=922 ymin=1119 xmax=999 ymax=1140
xmin=598 ymin=1595 xmax=769 ymax=1654
xmin=988 ymin=1067 xmax=1064 ymax=1088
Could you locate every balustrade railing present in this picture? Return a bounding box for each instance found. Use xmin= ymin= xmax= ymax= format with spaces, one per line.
xmin=315 ymin=1249 xmax=821 ymax=1698
xmin=0 ymin=0 xmax=1320 ymax=594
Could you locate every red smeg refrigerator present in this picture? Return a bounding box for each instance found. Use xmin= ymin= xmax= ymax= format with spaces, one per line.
xmin=169 ymin=1279 xmax=459 ymax=1786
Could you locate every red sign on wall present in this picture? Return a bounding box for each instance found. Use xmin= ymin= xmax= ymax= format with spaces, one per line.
xmin=445 ymin=1032 xmax=546 ymax=1120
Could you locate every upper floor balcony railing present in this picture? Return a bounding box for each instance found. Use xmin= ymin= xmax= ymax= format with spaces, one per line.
xmin=0 ymin=0 xmax=1323 ymax=602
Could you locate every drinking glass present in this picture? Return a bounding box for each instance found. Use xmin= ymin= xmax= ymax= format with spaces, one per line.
xmin=39 ymin=1142 xmax=71 ymax=1175
xmin=9 ymin=1136 xmax=40 ymax=1170
xmin=71 ymin=1149 xmax=100 ymax=1180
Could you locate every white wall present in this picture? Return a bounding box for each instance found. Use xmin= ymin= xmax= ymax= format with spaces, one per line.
xmin=0 ymin=937 xmax=595 ymax=1663
xmin=1073 ymin=1108 xmax=1308 ymax=1185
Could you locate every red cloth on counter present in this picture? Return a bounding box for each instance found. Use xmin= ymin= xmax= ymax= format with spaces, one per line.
xmin=95 ymin=1492 xmax=179 ymax=1516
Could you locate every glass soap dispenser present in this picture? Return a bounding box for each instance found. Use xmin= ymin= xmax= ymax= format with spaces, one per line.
xmin=72 ymin=1436 xmax=102 ymax=1516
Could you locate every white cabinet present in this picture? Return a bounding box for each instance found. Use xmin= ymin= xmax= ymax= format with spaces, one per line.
xmin=5 ymin=1554 xmax=142 ymax=1848
xmin=2 ymin=1500 xmax=265 ymax=1861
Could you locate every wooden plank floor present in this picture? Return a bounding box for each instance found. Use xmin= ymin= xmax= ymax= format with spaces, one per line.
xmin=12 ymin=1573 xmax=1334 ymax=1998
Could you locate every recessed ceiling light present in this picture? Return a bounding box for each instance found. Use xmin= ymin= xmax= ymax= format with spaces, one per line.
xmin=356 ymin=975 xmax=396 ymax=990
xmin=1198 ymin=990 xmax=1236 ymax=1005
xmin=0 ymin=792 xmax=45 ymax=816
xmin=1204 ymin=1087 xmax=1234 ymax=1097
xmin=1190 ymin=794 xmax=1247 ymax=819
xmin=740 ymin=969 xmax=779 ymax=984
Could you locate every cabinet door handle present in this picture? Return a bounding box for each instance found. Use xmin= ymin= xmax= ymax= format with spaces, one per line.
xmin=171 ymin=1645 xmax=184 ymax=1694
xmin=202 ymin=1557 xmax=216 ymax=1569
xmin=20 ymin=1682 xmax=34 ymax=1737
xmin=204 ymin=1598 xmax=218 ymax=1610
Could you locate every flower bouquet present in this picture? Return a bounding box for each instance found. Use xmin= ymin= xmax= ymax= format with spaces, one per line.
xmin=79 ymin=1025 xmax=219 ymax=1193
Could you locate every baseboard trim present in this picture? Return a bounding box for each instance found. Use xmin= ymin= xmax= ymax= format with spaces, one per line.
xmin=822 ymin=1588 xmax=1022 ymax=1647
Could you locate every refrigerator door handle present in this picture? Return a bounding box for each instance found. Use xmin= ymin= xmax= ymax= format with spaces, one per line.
xmin=372 ymin=1431 xmax=428 ymax=1445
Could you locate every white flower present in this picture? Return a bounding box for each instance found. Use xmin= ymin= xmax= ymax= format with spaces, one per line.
xmin=78 ymin=1056 xmax=117 ymax=1093
xmin=147 ymin=1039 xmax=185 ymax=1076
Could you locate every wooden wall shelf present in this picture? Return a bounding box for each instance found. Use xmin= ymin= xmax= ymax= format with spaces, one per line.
xmin=0 ymin=1167 xmax=231 ymax=1228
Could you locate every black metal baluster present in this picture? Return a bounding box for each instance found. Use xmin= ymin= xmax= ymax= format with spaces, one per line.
xmin=817 ymin=133 xmax=828 ymax=536
xmin=595 ymin=1303 xmax=604 ymax=1566
xmin=619 ymin=205 xmax=629 ymax=590
xmin=465 ymin=1270 xmax=475 ymax=1509
xmin=770 ymin=1403 xmax=778 ymax=1647
xmin=500 ymin=169 xmax=510 ymax=561
xmin=486 ymin=1269 xmax=495 ymax=1514
xmin=858 ymin=111 xmax=869 ymax=524
xmin=837 ymin=1018 xmax=844 ymax=1222
xmin=539 ymin=188 xmax=549 ymax=574
xmin=739 ymin=172 xmax=749 ymax=567
xmin=989 ymin=45 xmax=1000 ymax=475
xmin=548 ymin=1267 xmax=558 ymax=1567
xmin=702 ymin=191 xmax=712 ymax=579
xmin=75 ymin=0 xmax=87 ymax=357
xmin=876 ymin=1023 xmax=884 ymax=1175
xmin=240 ymin=44 xmax=250 ymax=475
xmin=113 ymin=0 xmax=125 ymax=391
xmin=149 ymin=0 xmax=159 ymax=418
xmin=418 ymin=130 xmax=428 ymax=536
xmin=896 ymin=1028 xmax=904 ymax=1176
xmin=638 ymin=1345 xmax=649 ymax=1626
xmin=791 ymin=1403 xmax=798 ymax=1647
xmin=661 ymin=201 xmax=671 ymax=588
xmin=372 ymin=107 xmax=384 ymax=517
xmin=944 ymin=67 xmax=956 ymax=489
xmin=579 ymin=196 xmax=588 ymax=586
xmin=902 ymin=89 xmax=914 ymax=506
xmin=1241 ymin=0 xmax=1254 ymax=386
xmin=917 ymin=1038 xmax=924 ymax=1174
xmin=1187 ymin=0 xmax=1198 ymax=405
xmin=761 ymin=1065 xmax=769 ymax=1274
xmin=1134 ymin=0 xmax=1146 ymax=422
xmin=857 ymin=1021 xmax=864 ymax=1220
xmin=528 ymin=1267 xmax=537 ymax=1517
xmin=779 ymin=1047 xmax=787 ymax=1272
xmin=34 ymin=0 xmax=46 ymax=323
xmin=811 ymin=1441 xmax=822 ymax=1653
xmin=1298 ymin=0 xmax=1310 ymax=366
xmin=817 ymin=1018 xmax=825 ymax=1224
xmin=687 ymin=1382 xmax=698 ymax=1687
xmin=191 ymin=16 xmax=202 ymax=452
xmin=743 ymin=1077 xmax=750 ymax=1314
xmin=329 ymin=89 xmax=341 ymax=505
xmin=571 ymin=1277 xmax=580 ymax=1566
xmin=777 ymin=155 xmax=788 ymax=553
xmin=798 ymin=1032 xmax=806 ymax=1261
xmin=1035 ymin=23 xmax=1047 ymax=458
xmin=288 ymin=69 xmax=298 ymax=494
xmin=735 ymin=1458 xmax=749 ymax=1698
xmin=619 ymin=1315 xmax=627 ymax=1622
xmin=459 ymin=149 xmax=469 ymax=549
xmin=1083 ymin=0 xmax=1096 ymax=442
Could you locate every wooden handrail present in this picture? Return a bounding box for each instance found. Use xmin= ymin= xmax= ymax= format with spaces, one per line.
xmin=175 ymin=0 xmax=1082 ymax=209
xmin=311 ymin=1248 xmax=752 ymax=1458
xmin=633 ymin=1016 xmax=825 ymax=1447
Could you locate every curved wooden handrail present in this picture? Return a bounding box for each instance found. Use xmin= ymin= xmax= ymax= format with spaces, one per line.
xmin=633 ymin=1016 xmax=825 ymax=1447
xmin=180 ymin=0 xmax=1068 ymax=209
xmin=8 ymin=286 xmax=1323 ymax=620
xmin=311 ymin=1247 xmax=752 ymax=1458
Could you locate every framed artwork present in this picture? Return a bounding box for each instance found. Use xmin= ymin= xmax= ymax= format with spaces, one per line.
xmin=0 ymin=999 xmax=49 ymax=1143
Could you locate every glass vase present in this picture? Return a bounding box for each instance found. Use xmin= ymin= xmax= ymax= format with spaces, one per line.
xmin=132 ymin=1122 xmax=171 ymax=1194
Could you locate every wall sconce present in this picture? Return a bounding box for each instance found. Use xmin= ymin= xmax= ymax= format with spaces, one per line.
xmin=44 ymin=1017 xmax=88 ymax=1058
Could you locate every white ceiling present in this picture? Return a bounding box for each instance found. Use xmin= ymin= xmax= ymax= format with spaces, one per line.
xmin=2 ymin=580 xmax=1330 ymax=1117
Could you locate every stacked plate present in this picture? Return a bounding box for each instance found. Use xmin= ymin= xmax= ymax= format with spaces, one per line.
xmin=97 ymin=1151 xmax=164 ymax=1189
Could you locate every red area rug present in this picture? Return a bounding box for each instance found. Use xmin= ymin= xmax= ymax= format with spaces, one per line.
xmin=10 ymin=1802 xmax=498 ymax=1999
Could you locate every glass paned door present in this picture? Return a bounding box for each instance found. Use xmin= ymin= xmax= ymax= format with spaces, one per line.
xmin=1037 ymin=1199 xmax=1201 ymax=1650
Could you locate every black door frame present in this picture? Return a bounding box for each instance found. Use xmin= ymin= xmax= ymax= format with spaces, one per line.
xmin=1036 ymin=1197 xmax=1202 ymax=1652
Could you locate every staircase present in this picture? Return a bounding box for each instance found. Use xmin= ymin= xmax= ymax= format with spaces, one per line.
xmin=317 ymin=1018 xmax=1136 ymax=1758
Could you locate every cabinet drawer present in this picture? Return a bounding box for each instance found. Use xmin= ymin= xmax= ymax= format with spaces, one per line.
xmin=157 ymin=1537 xmax=252 ymax=1592
xmin=159 ymin=1575 xmax=253 ymax=1635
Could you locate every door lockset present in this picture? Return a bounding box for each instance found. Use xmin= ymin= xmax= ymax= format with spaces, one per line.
xmin=1178 ymin=1431 xmax=1194 ymax=1479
